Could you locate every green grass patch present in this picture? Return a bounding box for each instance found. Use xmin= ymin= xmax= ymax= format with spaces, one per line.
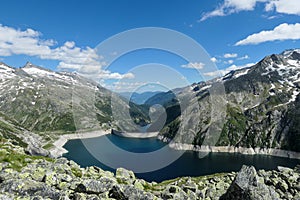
xmin=0 ymin=144 xmax=53 ymax=171
xmin=71 ymin=167 xmax=82 ymax=178
xmin=42 ymin=143 xmax=54 ymax=150
xmin=217 ymin=105 xmax=247 ymax=146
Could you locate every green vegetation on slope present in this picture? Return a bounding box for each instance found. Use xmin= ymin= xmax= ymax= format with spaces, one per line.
xmin=0 ymin=140 xmax=52 ymax=171
xmin=217 ymin=105 xmax=247 ymax=146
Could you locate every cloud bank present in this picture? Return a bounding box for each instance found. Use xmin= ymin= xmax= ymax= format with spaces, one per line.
xmin=0 ymin=24 xmax=132 ymax=80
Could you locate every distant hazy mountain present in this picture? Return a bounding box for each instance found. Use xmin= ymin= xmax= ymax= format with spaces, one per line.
xmin=119 ymin=91 xmax=163 ymax=105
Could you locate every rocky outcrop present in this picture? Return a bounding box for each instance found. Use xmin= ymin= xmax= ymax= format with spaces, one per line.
xmin=25 ymin=144 xmax=50 ymax=157
xmin=0 ymin=142 xmax=299 ymax=200
xmin=221 ymin=165 xmax=300 ymax=200
xmin=0 ymin=156 xmax=232 ymax=200
xmin=221 ymin=165 xmax=279 ymax=200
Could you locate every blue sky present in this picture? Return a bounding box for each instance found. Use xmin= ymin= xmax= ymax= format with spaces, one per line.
xmin=0 ymin=0 xmax=300 ymax=92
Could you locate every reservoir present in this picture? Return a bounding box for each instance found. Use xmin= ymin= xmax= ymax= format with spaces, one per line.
xmin=63 ymin=134 xmax=300 ymax=182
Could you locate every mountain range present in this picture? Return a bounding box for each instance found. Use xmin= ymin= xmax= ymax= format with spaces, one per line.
xmin=1 ymin=49 xmax=300 ymax=153
xmin=1 ymin=49 xmax=300 ymax=200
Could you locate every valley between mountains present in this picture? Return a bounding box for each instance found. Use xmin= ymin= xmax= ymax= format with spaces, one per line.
xmin=2 ymin=49 xmax=300 ymax=155
xmin=0 ymin=49 xmax=300 ymax=199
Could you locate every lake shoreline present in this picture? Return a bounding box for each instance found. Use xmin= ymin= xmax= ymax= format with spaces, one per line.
xmin=51 ymin=130 xmax=300 ymax=160
xmin=168 ymin=142 xmax=300 ymax=160
xmin=49 ymin=130 xmax=110 ymax=157
xmin=50 ymin=129 xmax=158 ymax=158
xmin=111 ymin=129 xmax=159 ymax=138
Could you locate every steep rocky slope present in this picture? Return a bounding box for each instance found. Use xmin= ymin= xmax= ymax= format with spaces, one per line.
xmin=156 ymin=49 xmax=300 ymax=152
xmin=0 ymin=62 xmax=149 ymax=149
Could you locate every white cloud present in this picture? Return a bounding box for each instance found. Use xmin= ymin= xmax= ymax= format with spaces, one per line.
xmin=204 ymin=62 xmax=255 ymax=77
xmin=64 ymin=41 xmax=75 ymax=48
xmin=237 ymin=55 xmax=250 ymax=60
xmin=235 ymin=23 xmax=300 ymax=45
xmin=265 ymin=0 xmax=300 ymax=15
xmin=181 ymin=62 xmax=205 ymax=69
xmin=227 ymin=60 xmax=234 ymax=64
xmin=210 ymin=57 xmax=218 ymax=63
xmin=200 ymin=0 xmax=300 ymax=21
xmin=200 ymin=0 xmax=267 ymax=21
xmin=0 ymin=24 xmax=132 ymax=80
xmin=0 ymin=24 xmax=52 ymax=56
xmin=223 ymin=53 xmax=238 ymax=58
xmin=266 ymin=15 xmax=278 ymax=20
xmin=97 ymin=72 xmax=134 ymax=80
xmin=203 ymin=71 xmax=222 ymax=78
xmin=106 ymin=81 xmax=146 ymax=92
xmin=200 ymin=8 xmax=226 ymax=21
xmin=223 ymin=0 xmax=263 ymax=11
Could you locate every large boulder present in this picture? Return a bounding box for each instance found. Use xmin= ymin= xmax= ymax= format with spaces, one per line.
xmin=108 ymin=185 xmax=127 ymax=200
xmin=75 ymin=177 xmax=117 ymax=194
xmin=25 ymin=145 xmax=49 ymax=157
xmin=221 ymin=165 xmax=279 ymax=200
xmin=116 ymin=168 xmax=136 ymax=184
xmin=0 ymin=179 xmax=62 ymax=199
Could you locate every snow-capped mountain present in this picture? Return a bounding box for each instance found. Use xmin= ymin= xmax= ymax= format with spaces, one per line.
xmin=0 ymin=62 xmax=105 ymax=133
xmin=155 ymin=49 xmax=300 ymax=152
xmin=1 ymin=49 xmax=300 ymax=153
xmin=0 ymin=62 xmax=149 ymax=149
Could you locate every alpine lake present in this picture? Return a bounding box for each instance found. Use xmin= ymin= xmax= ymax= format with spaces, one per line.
xmin=63 ymin=134 xmax=300 ymax=182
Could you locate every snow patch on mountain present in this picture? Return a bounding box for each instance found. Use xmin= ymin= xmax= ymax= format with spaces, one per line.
xmin=233 ymin=68 xmax=250 ymax=79
xmin=0 ymin=63 xmax=16 ymax=80
xmin=22 ymin=66 xmax=55 ymax=77
xmin=281 ymin=49 xmax=300 ymax=58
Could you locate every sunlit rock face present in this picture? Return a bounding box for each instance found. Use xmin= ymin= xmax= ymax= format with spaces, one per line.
xmin=156 ymin=49 xmax=300 ymax=152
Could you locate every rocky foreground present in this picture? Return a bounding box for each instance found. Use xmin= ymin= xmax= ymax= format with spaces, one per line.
xmin=0 ymin=142 xmax=299 ymax=200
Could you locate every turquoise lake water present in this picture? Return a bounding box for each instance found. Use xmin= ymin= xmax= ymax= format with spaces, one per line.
xmin=63 ymin=134 xmax=300 ymax=182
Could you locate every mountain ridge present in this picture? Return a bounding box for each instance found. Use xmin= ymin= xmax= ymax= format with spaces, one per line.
xmin=155 ymin=49 xmax=300 ymax=153
xmin=1 ymin=49 xmax=300 ymax=154
xmin=0 ymin=61 xmax=149 ymax=153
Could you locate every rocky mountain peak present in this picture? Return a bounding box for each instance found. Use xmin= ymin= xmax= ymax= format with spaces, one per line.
xmin=0 ymin=61 xmax=12 ymax=68
xmin=218 ymin=50 xmax=300 ymax=83
xmin=252 ymin=49 xmax=300 ymax=80
xmin=23 ymin=61 xmax=34 ymax=68
xmin=0 ymin=62 xmax=14 ymax=71
xmin=270 ymin=54 xmax=284 ymax=63
xmin=0 ymin=62 xmax=16 ymax=80
xmin=288 ymin=51 xmax=300 ymax=60
xmin=281 ymin=48 xmax=300 ymax=58
xmin=21 ymin=61 xmax=54 ymax=74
